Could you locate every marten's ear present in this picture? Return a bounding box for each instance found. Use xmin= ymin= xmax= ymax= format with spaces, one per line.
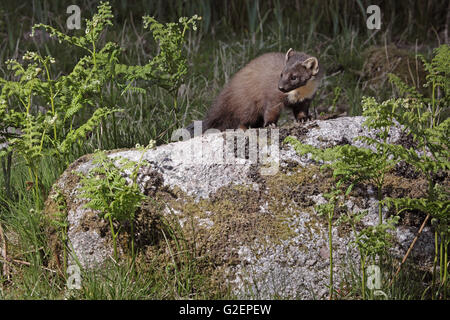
xmin=302 ymin=57 xmax=319 ymax=75
xmin=285 ymin=48 xmax=294 ymax=63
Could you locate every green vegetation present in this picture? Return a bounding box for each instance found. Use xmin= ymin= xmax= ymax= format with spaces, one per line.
xmin=0 ymin=2 xmax=207 ymax=299
xmin=285 ymin=44 xmax=449 ymax=299
xmin=78 ymin=150 xmax=147 ymax=261
xmin=0 ymin=0 xmax=448 ymax=299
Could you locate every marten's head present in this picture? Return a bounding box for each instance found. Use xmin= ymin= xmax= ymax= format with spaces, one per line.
xmin=278 ymin=48 xmax=320 ymax=93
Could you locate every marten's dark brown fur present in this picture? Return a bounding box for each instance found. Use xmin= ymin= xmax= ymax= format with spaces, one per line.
xmin=202 ymin=49 xmax=323 ymax=132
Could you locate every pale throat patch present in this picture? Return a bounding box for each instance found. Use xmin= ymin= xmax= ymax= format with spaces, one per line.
xmin=287 ymin=77 xmax=319 ymax=103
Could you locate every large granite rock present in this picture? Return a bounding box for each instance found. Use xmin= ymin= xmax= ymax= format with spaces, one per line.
xmin=45 ymin=116 xmax=436 ymax=299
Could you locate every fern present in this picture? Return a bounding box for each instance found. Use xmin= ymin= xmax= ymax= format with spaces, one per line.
xmin=78 ymin=150 xmax=148 ymax=260
xmin=285 ymin=46 xmax=449 ymax=298
xmin=363 ymin=44 xmax=449 ymax=298
xmin=57 ymin=107 xmax=121 ymax=156
xmin=0 ymin=2 xmax=199 ymax=206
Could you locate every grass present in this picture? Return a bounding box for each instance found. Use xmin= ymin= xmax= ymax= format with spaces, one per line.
xmin=335 ymin=253 xmax=430 ymax=300
xmin=0 ymin=0 xmax=447 ymax=299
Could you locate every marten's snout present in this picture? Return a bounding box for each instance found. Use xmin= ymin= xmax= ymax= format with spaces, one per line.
xmin=278 ymin=77 xmax=289 ymax=93
xmin=278 ymin=86 xmax=288 ymax=93
xmin=278 ymin=73 xmax=300 ymax=93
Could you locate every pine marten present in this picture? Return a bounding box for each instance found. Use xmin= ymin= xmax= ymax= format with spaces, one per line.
xmin=189 ymin=48 xmax=323 ymax=134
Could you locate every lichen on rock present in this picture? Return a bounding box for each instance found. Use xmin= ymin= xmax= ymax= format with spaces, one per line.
xmin=44 ymin=116 xmax=438 ymax=299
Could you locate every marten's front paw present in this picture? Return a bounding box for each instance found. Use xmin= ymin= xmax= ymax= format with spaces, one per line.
xmin=263 ymin=121 xmax=277 ymax=128
xmin=295 ymin=112 xmax=311 ymax=123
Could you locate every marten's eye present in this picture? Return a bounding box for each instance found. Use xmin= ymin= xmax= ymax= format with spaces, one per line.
xmin=290 ymin=75 xmax=297 ymax=81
